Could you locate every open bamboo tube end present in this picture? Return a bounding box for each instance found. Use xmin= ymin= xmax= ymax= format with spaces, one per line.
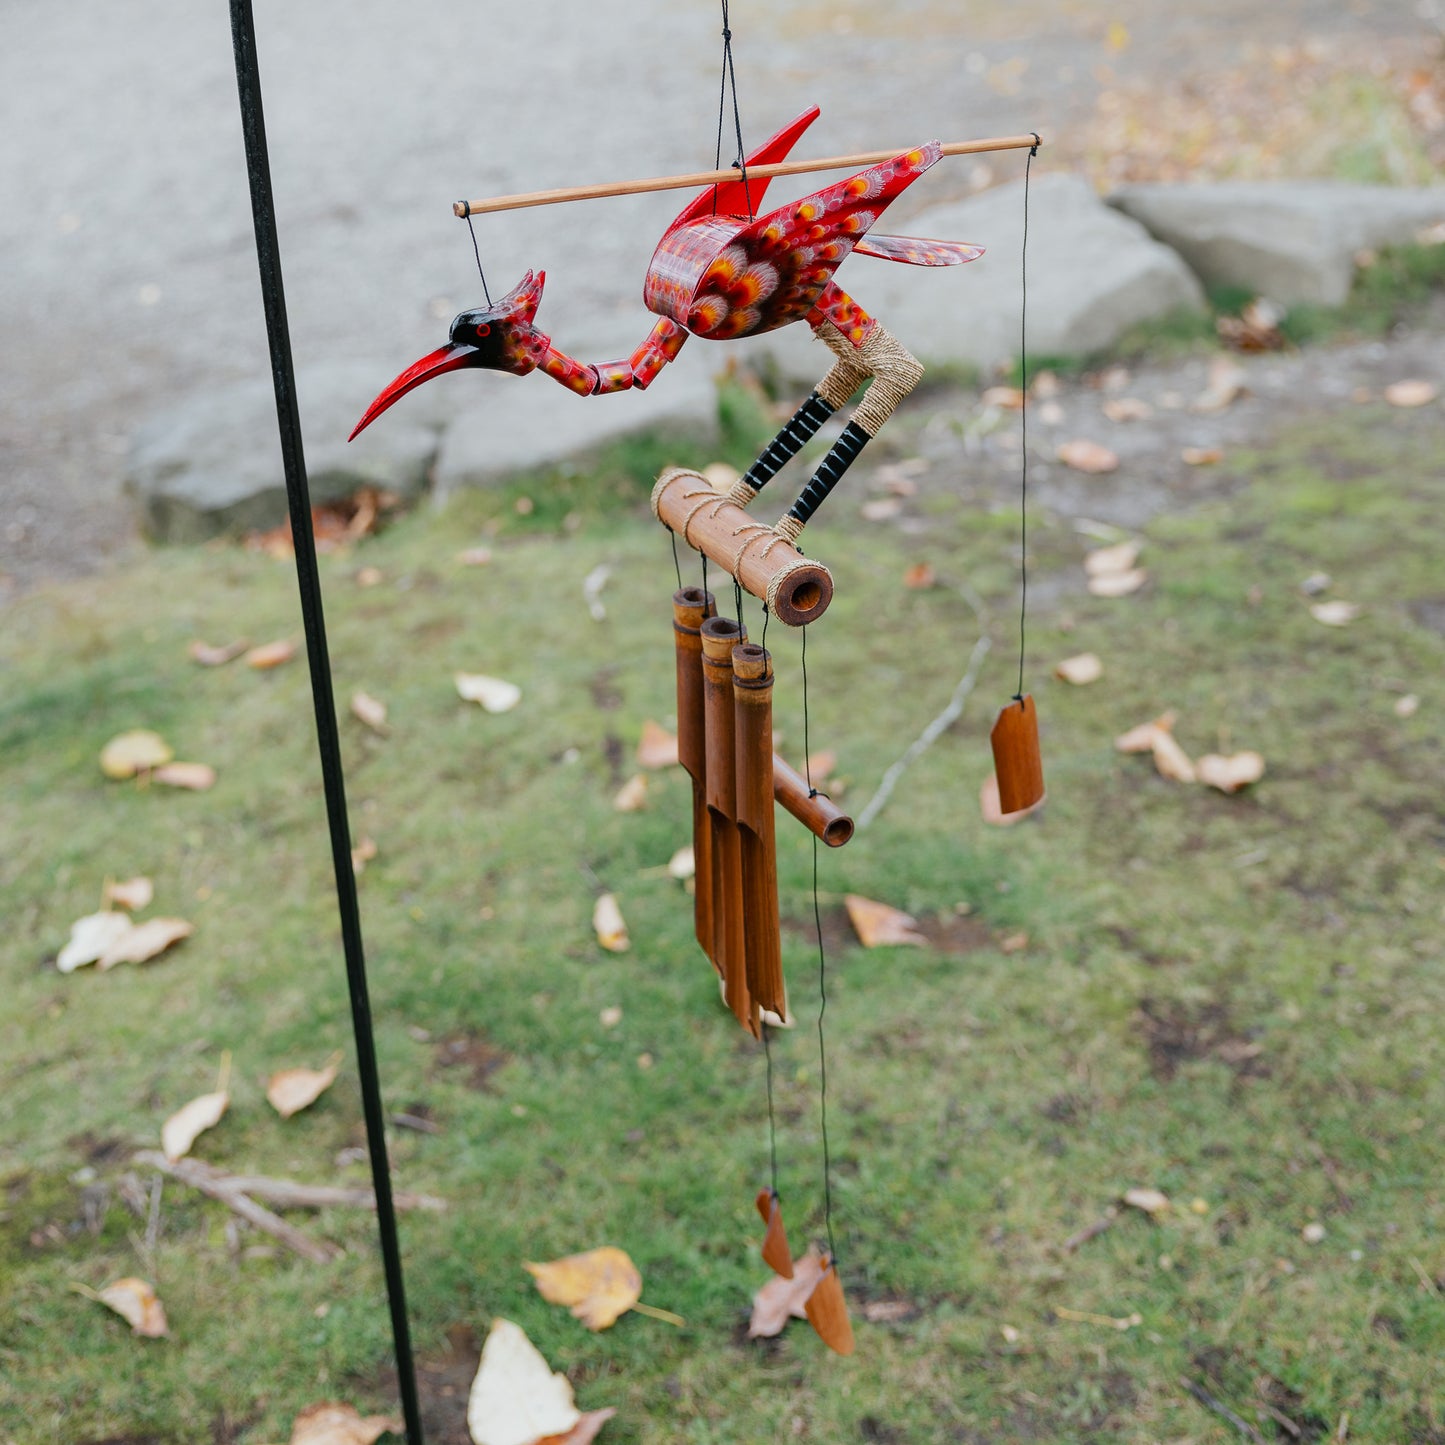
xmin=772 ymin=755 xmax=854 ymax=847
xmin=653 ymin=469 xmax=834 ymax=627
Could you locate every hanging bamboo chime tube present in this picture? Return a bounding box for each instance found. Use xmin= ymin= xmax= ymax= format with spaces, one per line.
xmin=452 ymin=134 xmax=1044 ymax=217
xmin=672 ymin=586 xmax=718 ymax=972
xmin=732 ymin=642 xmax=786 ymax=1021
xmin=990 ymin=694 xmax=1045 ymax=813
xmin=772 ymin=755 xmax=853 ymax=847
xmin=700 ymin=616 xmax=758 ymax=1037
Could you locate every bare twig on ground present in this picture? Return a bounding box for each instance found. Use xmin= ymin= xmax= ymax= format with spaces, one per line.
xmin=1062 ymin=1206 xmax=1119 ymax=1253
xmin=1181 ymin=1377 xmax=1266 ymax=1443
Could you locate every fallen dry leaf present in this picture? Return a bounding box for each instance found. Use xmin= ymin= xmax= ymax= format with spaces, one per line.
xmin=289 ymin=1402 xmax=402 ymax=1445
xmin=999 ymin=931 xmax=1030 ymax=954
xmin=1114 ymin=711 xmax=1177 ymax=753
xmin=525 ymin=1246 xmax=642 ymax=1331
xmin=1302 ymin=1221 xmax=1327 ymax=1244
xmin=152 ymin=762 xmax=217 ymax=792
xmin=598 ymin=1006 xmax=622 ymax=1029
xmin=902 ymin=561 xmax=936 ymax=589
xmin=980 ymin=773 xmax=1044 ymax=826
xmin=1057 ymin=439 xmax=1119 ymax=474
xmin=1310 ymin=600 xmax=1360 ymax=627
xmin=749 ymin=1245 xmax=826 ymax=1337
xmin=188 ymin=639 xmax=248 ymax=666
xmin=98 ymin=917 xmax=193 ymax=970
xmin=1084 ymin=540 xmax=1140 ymax=577
xmin=350 ymin=692 xmax=389 ymax=736
xmin=1123 ymin=1187 xmax=1169 ymax=1216
xmin=106 ymin=877 xmax=154 ymax=912
xmin=1054 ymin=653 xmax=1103 ymax=685
xmin=1195 ymin=751 xmax=1265 ymax=793
xmin=1181 ymin=446 xmax=1223 ymax=466
xmin=1102 ymin=397 xmax=1153 ymax=422
xmin=100 ymin=730 xmax=173 ymax=780
xmin=981 ymin=385 xmax=1025 ymax=410
xmin=57 ymin=911 xmax=134 ymax=973
xmin=805 ymin=749 xmax=837 ymax=784
xmin=456 ymin=673 xmax=521 ymax=713
xmin=593 ymin=894 xmax=629 ymax=953
xmin=612 ymin=774 xmax=648 ymax=813
xmin=1384 ymin=379 xmax=1438 ymax=408
xmin=457 ymin=546 xmax=494 ymax=567
xmin=844 ymin=894 xmax=927 ymax=948
xmin=1150 ymin=730 xmax=1196 ymax=784
xmin=245 ymin=639 xmax=297 ymax=670
xmin=636 ymin=721 xmax=678 ymax=770
xmin=1088 ymin=569 xmax=1147 ymax=598
xmin=859 ymin=497 xmax=903 ymax=522
xmin=351 ymin=835 xmax=378 ymax=875
xmin=666 ymin=846 xmax=695 ymax=881
xmin=860 ymin=1299 xmax=918 ymax=1324
xmin=355 ymin=566 xmax=384 ymax=588
xmin=467 ymin=1318 xmax=581 ymax=1445
xmin=1395 ymin=694 xmax=1420 ymax=719
xmin=1193 ymin=357 xmax=1247 ymax=413
xmin=267 ymin=1053 xmax=342 ymax=1119
xmin=537 ymin=1409 xmax=617 ymax=1445
xmin=93 ymin=1277 xmax=169 ymax=1337
xmin=162 ymin=1089 xmax=229 ymax=1162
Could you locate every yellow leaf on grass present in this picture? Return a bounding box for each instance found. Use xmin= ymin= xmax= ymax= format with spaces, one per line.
xmin=106 ymin=877 xmax=154 ymax=911
xmin=844 ymin=894 xmax=927 ymax=948
xmin=636 ymin=721 xmax=678 ymax=770
xmin=1057 ymin=439 xmax=1119 ymax=474
xmin=1195 ymin=751 xmax=1265 ymax=793
xmin=466 ymin=1318 xmax=581 ymax=1445
xmin=57 ymin=911 xmax=135 ymax=973
xmin=593 ymin=894 xmax=629 ymax=953
xmin=350 ymin=692 xmax=389 ymax=735
xmin=100 ymin=730 xmax=173 ymax=780
xmin=95 ymin=1277 xmax=169 ymax=1337
xmin=98 ymin=917 xmax=193 ymax=970
xmin=1054 ymin=653 xmax=1103 ymax=685
xmin=245 ymin=639 xmax=297 ymax=670
xmin=162 ymin=1090 xmax=229 ymax=1162
xmin=288 ymin=1402 xmax=403 ymax=1445
xmin=525 ymin=1246 xmax=643 ymax=1331
xmin=152 ymin=762 xmax=217 ymax=791
xmin=456 ymin=673 xmax=522 ymax=713
xmin=188 ymin=639 xmax=249 ymax=666
xmin=267 ymin=1053 xmax=341 ymax=1119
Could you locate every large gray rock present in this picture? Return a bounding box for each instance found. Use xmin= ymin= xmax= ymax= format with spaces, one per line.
xmin=753 ymin=173 xmax=1206 ymax=383
xmin=125 ymin=360 xmax=443 ymax=542
xmin=1109 ymin=183 xmax=1445 ymax=307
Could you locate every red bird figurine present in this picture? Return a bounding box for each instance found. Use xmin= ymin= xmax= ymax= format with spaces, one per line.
xmin=352 ymin=106 xmax=982 ymax=534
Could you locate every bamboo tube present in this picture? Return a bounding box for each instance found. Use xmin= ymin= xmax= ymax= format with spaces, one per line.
xmin=772 ymin=755 xmax=854 ymax=847
xmin=733 ymin=643 xmax=785 ymax=1019
xmin=653 ymin=469 xmax=833 ymax=627
xmin=673 ymin=586 xmax=718 ymax=972
xmin=990 ymin=694 xmax=1045 ymax=813
xmin=453 ymin=135 xmax=1043 ymax=217
xmin=701 ymin=617 xmax=758 ymax=1037
xmin=755 ymin=1187 xmax=795 ymax=1280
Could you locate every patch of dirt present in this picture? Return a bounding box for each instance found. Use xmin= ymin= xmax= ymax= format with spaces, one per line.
xmin=430 ymin=1032 xmax=511 ymax=1091
xmin=1409 ymin=596 xmax=1445 ymax=636
xmin=1257 ymin=1372 xmax=1333 ymax=1442
xmin=601 ymin=731 xmax=625 ymax=784
xmin=859 ymin=1418 xmax=904 ymax=1443
xmin=1136 ymin=997 xmax=1269 ymax=1082
xmin=588 ymin=668 xmax=622 ymax=710
xmin=375 ymin=1322 xmax=476 ymax=1445
xmin=67 ymin=1132 xmax=131 ymax=1166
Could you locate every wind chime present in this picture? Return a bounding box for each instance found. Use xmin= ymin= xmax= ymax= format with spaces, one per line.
xmin=350 ymin=8 xmax=1044 ymax=1357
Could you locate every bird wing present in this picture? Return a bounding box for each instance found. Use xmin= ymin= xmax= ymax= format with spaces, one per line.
xmin=665 ymin=105 xmax=822 ymax=235
xmin=853 ymin=235 xmax=985 ymax=267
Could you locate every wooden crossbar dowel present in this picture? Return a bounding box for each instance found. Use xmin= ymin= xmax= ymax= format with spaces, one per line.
xmin=453 ymin=134 xmax=1042 ymax=217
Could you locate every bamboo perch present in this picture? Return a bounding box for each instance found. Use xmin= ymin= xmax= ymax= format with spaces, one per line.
xmin=453 ymin=134 xmax=1042 ymax=217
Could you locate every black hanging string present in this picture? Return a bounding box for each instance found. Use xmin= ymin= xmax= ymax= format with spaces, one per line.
xmin=1015 ymin=135 xmax=1040 ymax=701
xmin=712 ymin=0 xmax=751 ymax=219
xmin=227 ymin=5 xmax=422 ymax=1442
xmin=670 ymin=530 xmax=684 ymax=592
xmin=801 ymin=625 xmax=837 ymax=1260
xmin=464 ymin=208 xmax=494 ymax=308
xmin=734 ymin=576 xmax=746 ymax=633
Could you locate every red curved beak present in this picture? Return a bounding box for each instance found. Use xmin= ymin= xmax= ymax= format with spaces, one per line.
xmin=349 ymin=342 xmax=480 ymax=441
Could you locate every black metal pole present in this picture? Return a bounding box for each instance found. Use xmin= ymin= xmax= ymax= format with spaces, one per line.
xmin=226 ymin=5 xmax=424 ymax=1440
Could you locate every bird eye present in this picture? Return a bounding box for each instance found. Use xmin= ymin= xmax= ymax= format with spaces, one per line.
xmin=475 ymin=323 xmax=491 ymax=337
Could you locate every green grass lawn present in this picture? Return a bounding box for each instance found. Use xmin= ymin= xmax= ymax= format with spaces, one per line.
xmin=1 ymin=395 xmax=1442 ymax=1443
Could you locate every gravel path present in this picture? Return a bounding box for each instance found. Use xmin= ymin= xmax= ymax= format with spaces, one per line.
xmin=0 ymin=0 xmax=1428 ymax=596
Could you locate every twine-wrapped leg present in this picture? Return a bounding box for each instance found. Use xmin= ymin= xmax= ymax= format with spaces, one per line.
xmin=673 ymin=587 xmax=718 ymax=972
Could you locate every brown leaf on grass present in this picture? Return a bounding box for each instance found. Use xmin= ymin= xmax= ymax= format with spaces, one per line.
xmin=537 ymin=1409 xmax=618 ymax=1445
xmin=1114 ymin=711 xmax=1178 ymax=753
xmin=844 ymin=894 xmax=927 ymax=948
xmin=593 ymin=894 xmax=629 ymax=953
xmin=981 ymin=385 xmax=1025 ymax=410
xmin=98 ymin=917 xmax=193 ymax=970
xmin=1102 ymin=397 xmax=1153 ymax=422
xmin=350 ymin=692 xmax=389 ymax=736
xmin=1084 ymin=540 xmax=1140 ymax=577
xmin=1054 ymin=653 xmax=1103 ymax=685
xmin=152 ymin=762 xmax=217 ymax=791
xmin=106 ymin=877 xmax=154 ymax=911
xmin=749 ymin=1245 xmax=826 ymax=1337
xmin=1057 ymin=439 xmax=1119 ymax=474
xmin=902 ymin=561 xmax=936 ymax=589
xmin=100 ymin=730 xmax=173 ymax=780
xmin=999 ymin=931 xmax=1030 ymax=954
xmin=1195 ymin=751 xmax=1265 ymax=793
xmin=1193 ymin=357 xmax=1247 ymax=413
xmin=1217 ymin=298 xmax=1285 ymax=352
xmin=162 ymin=1090 xmax=229 ymax=1162
xmin=456 ymin=673 xmax=522 ymax=713
xmin=351 ymin=835 xmax=378 ymax=875
xmin=1310 ymin=600 xmax=1361 ymax=627
xmin=245 ymin=639 xmax=297 ymax=670
xmin=1181 ymin=446 xmax=1223 ymax=466
xmin=57 ymin=912 xmax=134 ymax=973
xmin=267 ymin=1053 xmax=342 ymax=1119
xmin=1150 ymin=730 xmax=1196 ymax=783
xmin=612 ymin=774 xmax=648 ymax=813
xmin=980 ymin=773 xmax=1044 ymax=826
xmin=466 ymin=1318 xmax=581 ymax=1445
xmin=1384 ymin=379 xmax=1438 ymax=408
xmin=288 ymin=1402 xmax=402 ymax=1445
xmin=94 ymin=1277 xmax=169 ymax=1337
xmin=525 ymin=1246 xmax=642 ymax=1331
xmin=636 ymin=721 xmax=678 ymax=770
xmin=1123 ymin=1187 xmax=1169 ymax=1216
xmin=188 ymin=639 xmax=249 ymax=666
